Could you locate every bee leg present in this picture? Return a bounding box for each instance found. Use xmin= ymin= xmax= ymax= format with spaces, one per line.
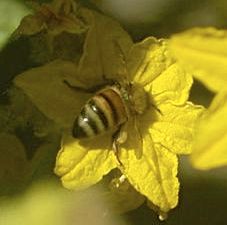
xmin=63 ymin=79 xmax=115 ymax=93
xmin=113 ymin=146 xmax=123 ymax=167
xmin=63 ymin=79 xmax=101 ymax=93
xmin=150 ymin=102 xmax=163 ymax=116
xmin=112 ymin=124 xmax=128 ymax=166
xmin=148 ymin=85 xmax=163 ymax=115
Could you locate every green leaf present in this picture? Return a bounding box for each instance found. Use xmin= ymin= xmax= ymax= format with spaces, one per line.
xmin=0 ymin=0 xmax=30 ymax=48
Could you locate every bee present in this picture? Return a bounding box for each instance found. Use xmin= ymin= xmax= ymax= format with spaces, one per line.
xmin=72 ymin=83 xmax=128 ymax=139
xmin=64 ymin=77 xmax=150 ymax=164
xmin=64 ymin=43 xmax=154 ymax=164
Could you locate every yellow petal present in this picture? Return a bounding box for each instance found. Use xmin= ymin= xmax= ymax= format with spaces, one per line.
xmin=149 ymin=102 xmax=204 ymax=154
xmin=151 ymin=63 xmax=192 ymax=105
xmin=78 ymin=8 xmax=133 ymax=87
xmin=128 ymin=37 xmax=174 ymax=86
xmin=14 ymin=60 xmax=90 ymax=127
xmin=191 ymin=92 xmax=227 ymax=169
xmin=119 ymin=123 xmax=179 ymax=213
xmin=170 ymin=27 xmax=227 ymax=92
xmin=55 ymin=134 xmax=117 ymax=190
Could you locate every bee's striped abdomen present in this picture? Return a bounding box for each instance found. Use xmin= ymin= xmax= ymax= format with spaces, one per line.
xmin=72 ymin=87 xmax=127 ymax=138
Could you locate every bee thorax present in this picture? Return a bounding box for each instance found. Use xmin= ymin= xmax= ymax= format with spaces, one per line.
xmin=130 ymin=84 xmax=149 ymax=115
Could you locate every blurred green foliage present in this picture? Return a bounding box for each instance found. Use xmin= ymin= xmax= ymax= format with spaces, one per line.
xmin=0 ymin=0 xmax=30 ymax=49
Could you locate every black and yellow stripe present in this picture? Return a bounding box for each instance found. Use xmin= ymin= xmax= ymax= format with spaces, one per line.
xmin=72 ymin=87 xmax=127 ymax=138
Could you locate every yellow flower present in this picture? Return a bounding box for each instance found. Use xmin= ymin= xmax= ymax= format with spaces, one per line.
xmin=169 ymin=27 xmax=227 ymax=92
xmin=191 ymin=92 xmax=227 ymax=170
xmin=14 ymin=6 xmax=204 ymax=215
xmin=53 ymin=38 xmax=203 ymax=214
xmin=169 ymin=27 xmax=227 ymax=170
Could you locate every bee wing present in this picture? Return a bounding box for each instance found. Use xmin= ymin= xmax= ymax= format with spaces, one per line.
xmin=112 ymin=40 xmax=132 ymax=84
xmin=121 ymin=116 xmax=144 ymax=160
xmin=132 ymin=115 xmax=144 ymax=159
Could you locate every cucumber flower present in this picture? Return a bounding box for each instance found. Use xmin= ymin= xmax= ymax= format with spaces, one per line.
xmin=14 ymin=4 xmax=204 ymax=215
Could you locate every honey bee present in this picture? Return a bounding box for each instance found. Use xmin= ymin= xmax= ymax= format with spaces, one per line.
xmin=64 ymin=77 xmax=150 ymax=164
xmin=64 ymin=43 xmax=154 ymax=164
xmin=72 ymin=83 xmax=128 ymax=139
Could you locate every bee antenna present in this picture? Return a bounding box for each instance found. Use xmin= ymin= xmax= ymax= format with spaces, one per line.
xmin=113 ymin=40 xmax=130 ymax=83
